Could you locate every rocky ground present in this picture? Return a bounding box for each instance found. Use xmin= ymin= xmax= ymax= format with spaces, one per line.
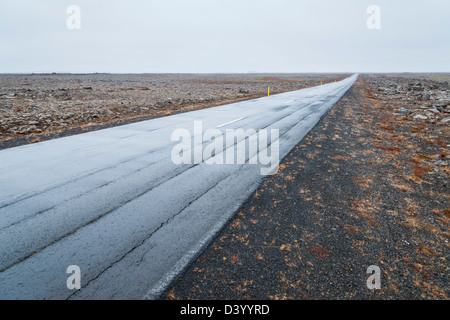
xmin=163 ymin=74 xmax=449 ymax=300
xmin=0 ymin=73 xmax=345 ymax=149
xmin=363 ymin=74 xmax=450 ymax=168
xmin=366 ymin=74 xmax=450 ymax=126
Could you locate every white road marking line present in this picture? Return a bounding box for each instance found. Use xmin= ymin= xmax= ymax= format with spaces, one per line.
xmin=216 ymin=117 xmax=245 ymax=128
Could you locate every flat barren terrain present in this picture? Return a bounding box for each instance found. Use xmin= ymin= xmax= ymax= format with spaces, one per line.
xmin=0 ymin=73 xmax=346 ymax=149
xmin=0 ymin=73 xmax=448 ymax=300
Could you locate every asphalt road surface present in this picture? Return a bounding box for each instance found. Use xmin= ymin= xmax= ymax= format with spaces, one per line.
xmin=0 ymin=74 xmax=357 ymax=299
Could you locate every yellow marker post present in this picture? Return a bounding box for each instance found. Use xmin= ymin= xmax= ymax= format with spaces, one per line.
xmin=268 ymin=87 xmax=270 ymax=96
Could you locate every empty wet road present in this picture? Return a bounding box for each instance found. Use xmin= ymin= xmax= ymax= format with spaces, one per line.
xmin=0 ymin=75 xmax=357 ymax=299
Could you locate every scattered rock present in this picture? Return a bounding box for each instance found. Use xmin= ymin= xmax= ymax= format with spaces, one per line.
xmin=431 ymin=160 xmax=448 ymax=166
xmin=397 ymin=107 xmax=410 ymax=114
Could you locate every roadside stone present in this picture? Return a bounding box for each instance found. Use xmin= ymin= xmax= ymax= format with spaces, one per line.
xmin=26 ymin=125 xmax=37 ymax=133
xmin=431 ymin=160 xmax=448 ymax=166
xmin=397 ymin=107 xmax=410 ymax=114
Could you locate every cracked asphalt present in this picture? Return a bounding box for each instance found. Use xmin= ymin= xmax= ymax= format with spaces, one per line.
xmin=0 ymin=76 xmax=356 ymax=299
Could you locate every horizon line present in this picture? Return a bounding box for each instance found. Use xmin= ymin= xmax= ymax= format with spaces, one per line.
xmin=1 ymin=71 xmax=450 ymax=75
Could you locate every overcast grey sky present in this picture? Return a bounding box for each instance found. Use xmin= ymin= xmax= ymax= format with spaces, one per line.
xmin=0 ymin=0 xmax=449 ymax=73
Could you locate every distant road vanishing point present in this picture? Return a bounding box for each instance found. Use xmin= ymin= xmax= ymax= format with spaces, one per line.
xmin=0 ymin=74 xmax=357 ymax=299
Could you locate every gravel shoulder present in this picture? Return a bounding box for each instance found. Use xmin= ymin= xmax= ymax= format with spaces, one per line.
xmin=163 ymin=75 xmax=449 ymax=300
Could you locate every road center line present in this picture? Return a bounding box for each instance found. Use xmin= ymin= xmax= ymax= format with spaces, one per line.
xmin=216 ymin=117 xmax=245 ymax=128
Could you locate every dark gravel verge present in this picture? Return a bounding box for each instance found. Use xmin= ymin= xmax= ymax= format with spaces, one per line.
xmin=163 ymin=76 xmax=449 ymax=300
